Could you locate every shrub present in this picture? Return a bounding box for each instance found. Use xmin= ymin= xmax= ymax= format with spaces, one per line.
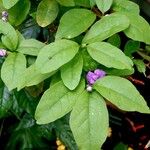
xmin=0 ymin=0 xmax=150 ymax=149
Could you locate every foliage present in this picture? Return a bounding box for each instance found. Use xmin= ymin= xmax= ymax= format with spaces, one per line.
xmin=0 ymin=0 xmax=150 ymax=149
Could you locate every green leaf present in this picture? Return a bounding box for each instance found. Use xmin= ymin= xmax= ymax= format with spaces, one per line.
xmin=89 ymin=0 xmax=96 ymax=7
xmin=106 ymin=68 xmax=134 ymax=76
xmin=74 ymin=0 xmax=91 ymax=7
xmin=56 ymin=0 xmax=75 ymax=6
xmin=82 ymin=13 xmax=130 ymax=44
xmin=35 ymin=39 xmax=79 ymax=74
xmin=146 ymin=45 xmax=150 ymax=52
xmin=146 ymin=27 xmax=150 ymax=44
xmin=2 ymin=0 xmax=19 ymax=9
xmin=0 ymin=41 xmax=6 ymax=49
xmin=13 ymin=89 xmax=38 ymax=115
xmin=113 ymin=142 xmax=128 ymax=150
xmin=17 ymin=39 xmax=45 ymax=56
xmin=124 ymin=40 xmax=140 ymax=57
xmin=1 ymin=53 xmax=26 ymax=91
xmin=6 ymin=114 xmax=52 ymax=150
xmin=87 ymin=42 xmax=133 ymax=70
xmin=81 ymin=48 xmax=98 ymax=71
xmin=16 ymin=30 xmax=25 ymax=44
xmin=112 ymin=0 xmax=140 ymax=15
xmin=8 ymin=0 xmax=30 ymax=26
xmin=94 ymin=76 xmax=150 ymax=113
xmin=20 ymin=18 xmax=41 ymax=39
xmin=61 ymin=53 xmax=83 ymax=90
xmin=107 ymin=34 xmax=121 ymax=48
xmin=70 ymin=91 xmax=109 ymax=150
xmin=0 ymin=1 xmax=5 ymax=13
xmin=0 ymin=82 xmax=12 ymax=118
xmin=95 ymin=0 xmax=113 ymax=14
xmin=50 ymin=72 xmax=61 ymax=87
xmin=54 ymin=115 xmax=78 ymax=150
xmin=35 ymin=80 xmax=85 ymax=124
xmin=0 ymin=20 xmax=18 ymax=50
xmin=56 ymin=8 xmax=96 ymax=39
xmin=133 ymin=59 xmax=146 ymax=75
xmin=17 ymin=64 xmax=55 ymax=91
xmin=124 ymin=14 xmax=150 ymax=44
xmin=36 ymin=0 xmax=59 ymax=27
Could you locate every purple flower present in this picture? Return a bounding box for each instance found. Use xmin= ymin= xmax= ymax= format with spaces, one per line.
xmin=86 ymin=69 xmax=106 ymax=85
xmin=0 ymin=49 xmax=7 ymax=57
xmin=1 ymin=11 xmax=8 ymax=22
xmin=88 ymin=78 xmax=95 ymax=85
xmin=94 ymin=69 xmax=106 ymax=78
xmin=86 ymin=71 xmax=97 ymax=85
xmin=86 ymin=71 xmax=95 ymax=78
xmin=2 ymin=11 xmax=8 ymax=17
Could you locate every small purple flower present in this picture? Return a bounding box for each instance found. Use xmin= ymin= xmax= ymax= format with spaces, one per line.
xmin=86 ymin=71 xmax=98 ymax=85
xmin=86 ymin=71 xmax=95 ymax=78
xmin=0 ymin=49 xmax=7 ymax=57
xmin=92 ymin=74 xmax=99 ymax=80
xmin=86 ymin=71 xmax=95 ymax=79
xmin=94 ymin=69 xmax=106 ymax=78
xmin=88 ymin=78 xmax=95 ymax=85
xmin=1 ymin=11 xmax=8 ymax=22
xmin=2 ymin=11 xmax=8 ymax=17
xmin=86 ymin=69 xmax=106 ymax=86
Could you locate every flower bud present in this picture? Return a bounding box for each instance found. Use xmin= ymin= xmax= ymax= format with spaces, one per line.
xmin=2 ymin=16 xmax=7 ymax=22
xmin=86 ymin=85 xmax=92 ymax=92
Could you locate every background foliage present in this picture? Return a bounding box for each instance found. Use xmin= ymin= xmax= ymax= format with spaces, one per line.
xmin=0 ymin=0 xmax=150 ymax=149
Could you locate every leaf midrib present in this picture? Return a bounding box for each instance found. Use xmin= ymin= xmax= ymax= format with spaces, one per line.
xmin=94 ymin=84 xmax=146 ymax=108
xmin=58 ymin=10 xmax=94 ymax=38
xmin=40 ymin=44 xmax=77 ymax=71
xmin=88 ymin=46 xmax=130 ymax=69
xmin=44 ymin=87 xmax=75 ymax=113
xmin=85 ymin=19 xmax=127 ymax=43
